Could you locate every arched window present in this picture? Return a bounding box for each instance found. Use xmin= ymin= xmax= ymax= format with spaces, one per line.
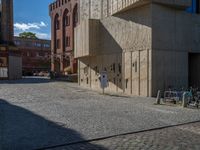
xmin=62 ymin=9 xmax=70 ymax=51
xmin=54 ymin=14 xmax=60 ymax=30
xmin=63 ymin=9 xmax=70 ymax=27
xmin=54 ymin=13 xmax=59 ymax=53
xmin=73 ymin=4 xmax=78 ymax=27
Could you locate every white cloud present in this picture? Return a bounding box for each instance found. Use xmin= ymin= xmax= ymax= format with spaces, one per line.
xmin=14 ymin=22 xmax=47 ymax=31
xmin=35 ymin=32 xmax=51 ymax=39
xmin=40 ymin=22 xmax=47 ymax=27
xmin=14 ymin=21 xmax=50 ymax=39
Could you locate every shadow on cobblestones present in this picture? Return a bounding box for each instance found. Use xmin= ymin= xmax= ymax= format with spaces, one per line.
xmin=0 ymin=99 xmax=107 ymax=150
xmin=0 ymin=77 xmax=53 ymax=84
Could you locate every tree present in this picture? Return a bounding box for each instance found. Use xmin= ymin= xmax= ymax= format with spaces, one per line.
xmin=19 ymin=32 xmax=38 ymax=39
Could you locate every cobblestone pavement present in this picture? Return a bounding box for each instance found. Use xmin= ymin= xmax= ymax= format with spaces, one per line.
xmin=0 ymin=77 xmax=200 ymax=150
xmin=49 ymin=122 xmax=200 ymax=150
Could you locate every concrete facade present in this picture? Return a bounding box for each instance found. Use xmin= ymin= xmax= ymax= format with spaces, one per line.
xmin=75 ymin=0 xmax=200 ymax=97
xmin=0 ymin=0 xmax=22 ymax=80
xmin=49 ymin=0 xmax=79 ymax=75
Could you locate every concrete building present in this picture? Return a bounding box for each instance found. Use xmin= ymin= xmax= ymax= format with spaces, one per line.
xmin=49 ymin=0 xmax=79 ymax=75
xmin=75 ymin=0 xmax=200 ymax=97
xmin=14 ymin=37 xmax=51 ymax=75
xmin=0 ymin=0 xmax=22 ymax=79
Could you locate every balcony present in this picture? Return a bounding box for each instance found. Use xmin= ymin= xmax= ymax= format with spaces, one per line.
xmin=111 ymin=0 xmax=192 ymax=15
xmin=153 ymin=0 xmax=192 ymax=9
xmin=74 ymin=19 xmax=100 ymax=58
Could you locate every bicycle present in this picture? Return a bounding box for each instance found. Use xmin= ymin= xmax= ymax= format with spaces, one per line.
xmin=186 ymin=87 xmax=200 ymax=108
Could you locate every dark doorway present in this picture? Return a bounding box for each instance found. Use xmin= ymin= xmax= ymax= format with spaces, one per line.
xmin=189 ymin=53 xmax=200 ymax=88
xmin=196 ymin=0 xmax=200 ymax=14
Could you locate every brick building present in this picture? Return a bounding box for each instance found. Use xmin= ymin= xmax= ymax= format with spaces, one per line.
xmin=14 ymin=37 xmax=51 ymax=75
xmin=75 ymin=0 xmax=200 ymax=97
xmin=0 ymin=0 xmax=22 ymax=79
xmin=49 ymin=0 xmax=79 ymax=75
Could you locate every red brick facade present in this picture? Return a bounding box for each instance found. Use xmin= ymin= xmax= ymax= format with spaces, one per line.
xmin=0 ymin=0 xmax=14 ymax=44
xmin=14 ymin=37 xmax=51 ymax=75
xmin=0 ymin=0 xmax=22 ymax=79
xmin=49 ymin=0 xmax=79 ymax=75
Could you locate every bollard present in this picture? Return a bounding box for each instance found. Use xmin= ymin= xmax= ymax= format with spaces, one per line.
xmin=182 ymin=92 xmax=187 ymax=108
xmin=156 ymin=90 xmax=161 ymax=104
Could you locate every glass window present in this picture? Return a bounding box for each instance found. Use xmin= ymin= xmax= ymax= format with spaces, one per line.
xmin=43 ymin=43 xmax=50 ymax=48
xmin=35 ymin=43 xmax=41 ymax=47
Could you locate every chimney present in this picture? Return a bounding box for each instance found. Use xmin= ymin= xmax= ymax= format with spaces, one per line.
xmin=1 ymin=0 xmax=14 ymax=44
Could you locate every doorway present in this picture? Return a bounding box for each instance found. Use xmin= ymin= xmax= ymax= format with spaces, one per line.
xmin=189 ymin=53 xmax=200 ymax=88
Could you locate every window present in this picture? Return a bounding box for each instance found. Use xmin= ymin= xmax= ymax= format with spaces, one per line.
xmin=35 ymin=43 xmax=41 ymax=47
xmin=74 ymin=13 xmax=78 ymax=24
xmin=43 ymin=43 xmax=50 ymax=48
xmin=64 ymin=16 xmax=70 ymax=26
xmin=73 ymin=5 xmax=78 ymax=27
xmin=56 ymin=39 xmax=60 ymax=49
xmin=65 ymin=36 xmax=70 ymax=47
xmin=63 ymin=9 xmax=70 ymax=27
xmin=56 ymin=19 xmax=60 ymax=30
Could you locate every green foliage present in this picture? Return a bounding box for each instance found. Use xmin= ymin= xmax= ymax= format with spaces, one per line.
xmin=19 ymin=32 xmax=38 ymax=39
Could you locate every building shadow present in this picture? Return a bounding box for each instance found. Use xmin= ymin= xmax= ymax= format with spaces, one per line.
xmin=79 ymin=21 xmax=124 ymax=92
xmin=0 ymin=99 xmax=107 ymax=150
xmin=0 ymin=77 xmax=53 ymax=84
xmin=78 ymin=5 xmax=152 ymax=95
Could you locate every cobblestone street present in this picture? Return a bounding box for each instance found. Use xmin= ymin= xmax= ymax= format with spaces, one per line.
xmin=49 ymin=122 xmax=200 ymax=150
xmin=0 ymin=77 xmax=200 ymax=150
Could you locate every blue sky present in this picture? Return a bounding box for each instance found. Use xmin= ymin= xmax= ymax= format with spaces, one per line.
xmin=14 ymin=0 xmax=53 ymax=39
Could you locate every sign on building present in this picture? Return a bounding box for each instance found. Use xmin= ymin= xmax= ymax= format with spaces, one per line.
xmin=99 ymin=71 xmax=108 ymax=94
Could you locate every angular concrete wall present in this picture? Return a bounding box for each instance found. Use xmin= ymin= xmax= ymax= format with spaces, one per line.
xmin=74 ymin=19 xmax=100 ymax=58
xmin=77 ymin=4 xmax=152 ymax=96
xmin=76 ymin=4 xmax=152 ymax=56
xmin=76 ymin=0 xmax=199 ymax=97
xmin=151 ymin=3 xmax=200 ymax=96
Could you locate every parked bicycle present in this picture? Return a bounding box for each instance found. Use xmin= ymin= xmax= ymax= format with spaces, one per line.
xmin=163 ymin=86 xmax=185 ymax=104
xmin=163 ymin=86 xmax=200 ymax=108
xmin=186 ymin=87 xmax=200 ymax=108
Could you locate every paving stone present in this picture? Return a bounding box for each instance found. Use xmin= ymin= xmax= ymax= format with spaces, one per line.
xmin=0 ymin=77 xmax=200 ymax=150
